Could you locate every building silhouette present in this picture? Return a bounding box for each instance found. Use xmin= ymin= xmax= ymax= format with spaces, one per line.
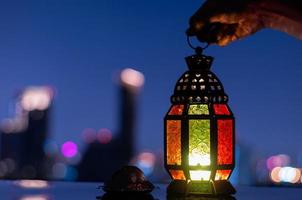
xmin=0 ymin=87 xmax=54 ymax=179
xmin=77 ymin=68 xmax=144 ymax=181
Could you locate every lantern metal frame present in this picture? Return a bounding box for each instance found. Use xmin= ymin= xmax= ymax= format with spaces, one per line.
xmin=164 ymin=47 xmax=236 ymax=196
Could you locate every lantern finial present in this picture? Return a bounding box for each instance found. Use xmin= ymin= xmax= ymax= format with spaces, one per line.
xmin=185 ymin=52 xmax=213 ymax=71
xmin=186 ymin=36 xmax=213 ymax=71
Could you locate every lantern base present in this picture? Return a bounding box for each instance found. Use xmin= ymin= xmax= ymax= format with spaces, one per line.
xmin=167 ymin=180 xmax=236 ymax=196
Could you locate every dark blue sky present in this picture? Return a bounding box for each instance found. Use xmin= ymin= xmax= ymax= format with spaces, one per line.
xmin=0 ymin=0 xmax=301 ymax=161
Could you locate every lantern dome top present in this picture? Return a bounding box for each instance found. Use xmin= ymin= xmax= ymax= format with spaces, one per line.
xmin=171 ymin=53 xmax=228 ymax=104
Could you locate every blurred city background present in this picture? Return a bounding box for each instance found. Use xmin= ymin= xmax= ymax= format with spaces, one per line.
xmin=0 ymin=0 xmax=301 ymax=187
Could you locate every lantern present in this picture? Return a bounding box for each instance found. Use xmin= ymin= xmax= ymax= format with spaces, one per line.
xmin=164 ymin=47 xmax=236 ymax=195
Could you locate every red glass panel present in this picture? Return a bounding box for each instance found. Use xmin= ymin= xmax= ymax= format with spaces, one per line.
xmin=213 ymin=104 xmax=230 ymax=115
xmin=215 ymin=170 xmax=231 ymax=180
xmin=217 ymin=119 xmax=233 ymax=165
xmin=168 ymin=105 xmax=184 ymax=115
xmin=166 ymin=120 xmax=181 ymax=165
xmin=169 ymin=170 xmax=186 ymax=180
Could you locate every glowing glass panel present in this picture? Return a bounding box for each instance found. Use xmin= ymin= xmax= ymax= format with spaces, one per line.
xmin=215 ymin=170 xmax=232 ymax=180
xmin=188 ymin=104 xmax=209 ymax=115
xmin=213 ymin=104 xmax=230 ymax=115
xmin=190 ymin=170 xmax=211 ymax=181
xmin=166 ymin=120 xmax=181 ymax=165
xmin=189 ymin=120 xmax=210 ymax=166
xmin=169 ymin=170 xmax=186 ymax=180
xmin=168 ymin=105 xmax=184 ymax=115
xmin=217 ymin=119 xmax=233 ymax=165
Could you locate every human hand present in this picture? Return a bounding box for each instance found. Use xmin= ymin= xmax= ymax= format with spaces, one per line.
xmin=187 ymin=0 xmax=265 ymax=46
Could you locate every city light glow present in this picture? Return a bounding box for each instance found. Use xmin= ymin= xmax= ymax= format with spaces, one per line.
xmin=279 ymin=167 xmax=300 ymax=183
xmin=19 ymin=195 xmax=49 ymax=200
xmin=270 ymin=167 xmax=281 ymax=183
xmin=120 ymin=68 xmax=145 ymax=91
xmin=82 ymin=128 xmax=96 ymax=143
xmin=135 ymin=152 xmax=156 ymax=176
xmin=270 ymin=166 xmax=302 ymax=184
xmin=15 ymin=180 xmax=49 ymax=189
xmin=61 ymin=141 xmax=78 ymax=158
xmin=20 ymin=87 xmax=54 ymax=111
xmin=266 ymin=154 xmax=290 ymax=170
xmin=1 ymin=117 xmax=28 ymax=134
xmin=97 ymin=128 xmax=112 ymax=144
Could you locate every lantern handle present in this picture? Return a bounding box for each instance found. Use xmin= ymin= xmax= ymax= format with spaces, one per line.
xmin=187 ymin=35 xmax=209 ymax=55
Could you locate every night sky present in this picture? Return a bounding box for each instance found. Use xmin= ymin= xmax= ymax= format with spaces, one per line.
xmin=0 ymin=0 xmax=301 ymax=162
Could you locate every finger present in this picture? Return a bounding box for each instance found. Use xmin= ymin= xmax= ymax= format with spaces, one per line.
xmin=209 ymin=13 xmax=245 ymax=24
xmin=188 ymin=0 xmax=224 ymax=36
xmin=187 ymin=20 xmax=205 ymax=36
xmin=195 ymin=23 xmax=238 ymax=44
xmin=217 ymin=34 xmax=238 ymax=46
xmin=234 ymin=19 xmax=264 ymax=40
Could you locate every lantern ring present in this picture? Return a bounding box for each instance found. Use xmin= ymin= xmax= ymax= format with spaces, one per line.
xmin=187 ymin=35 xmax=209 ymax=54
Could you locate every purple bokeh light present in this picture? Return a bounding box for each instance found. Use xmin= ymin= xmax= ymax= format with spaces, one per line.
xmin=61 ymin=141 xmax=78 ymax=158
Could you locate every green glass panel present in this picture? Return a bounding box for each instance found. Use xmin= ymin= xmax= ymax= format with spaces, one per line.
xmin=188 ymin=104 xmax=209 ymax=115
xmin=188 ymin=181 xmax=212 ymax=194
xmin=189 ymin=120 xmax=210 ymax=166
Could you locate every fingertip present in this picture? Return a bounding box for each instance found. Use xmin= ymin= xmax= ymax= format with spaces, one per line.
xmin=217 ymin=35 xmax=233 ymax=46
xmin=187 ymin=21 xmax=205 ymax=36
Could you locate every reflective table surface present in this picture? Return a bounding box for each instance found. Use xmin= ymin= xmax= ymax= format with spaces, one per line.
xmin=0 ymin=180 xmax=301 ymax=200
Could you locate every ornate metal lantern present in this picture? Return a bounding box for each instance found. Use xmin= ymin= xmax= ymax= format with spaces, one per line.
xmin=164 ymin=47 xmax=236 ymax=195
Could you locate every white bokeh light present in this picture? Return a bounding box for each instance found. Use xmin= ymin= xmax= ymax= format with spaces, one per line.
xmin=20 ymin=87 xmax=54 ymax=111
xmin=120 ymin=68 xmax=145 ymax=91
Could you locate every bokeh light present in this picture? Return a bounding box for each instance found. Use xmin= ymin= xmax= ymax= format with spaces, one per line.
xmin=19 ymin=195 xmax=49 ymax=200
xmin=279 ymin=167 xmax=300 ymax=183
xmin=135 ymin=152 xmax=156 ymax=176
xmin=82 ymin=128 xmax=97 ymax=143
xmin=15 ymin=180 xmax=49 ymax=189
xmin=266 ymin=154 xmax=290 ymax=170
xmin=20 ymin=87 xmax=54 ymax=111
xmin=120 ymin=68 xmax=145 ymax=91
xmin=52 ymin=162 xmax=67 ymax=179
xmin=43 ymin=139 xmax=58 ymax=156
xmin=52 ymin=162 xmax=78 ymax=181
xmin=61 ymin=141 xmax=78 ymax=158
xmin=97 ymin=128 xmax=112 ymax=144
xmin=292 ymin=168 xmax=301 ymax=183
xmin=1 ymin=117 xmax=28 ymax=134
xmin=270 ymin=167 xmax=281 ymax=183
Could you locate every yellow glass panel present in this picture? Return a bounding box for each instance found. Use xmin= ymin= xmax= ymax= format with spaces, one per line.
xmin=190 ymin=170 xmax=211 ymax=181
xmin=189 ymin=120 xmax=210 ymax=166
xmin=188 ymin=104 xmax=209 ymax=115
xmin=166 ymin=120 xmax=181 ymax=165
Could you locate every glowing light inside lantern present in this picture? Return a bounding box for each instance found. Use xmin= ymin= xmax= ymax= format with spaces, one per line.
xmin=190 ymin=170 xmax=211 ymax=181
xmin=189 ymin=120 xmax=210 ymax=166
